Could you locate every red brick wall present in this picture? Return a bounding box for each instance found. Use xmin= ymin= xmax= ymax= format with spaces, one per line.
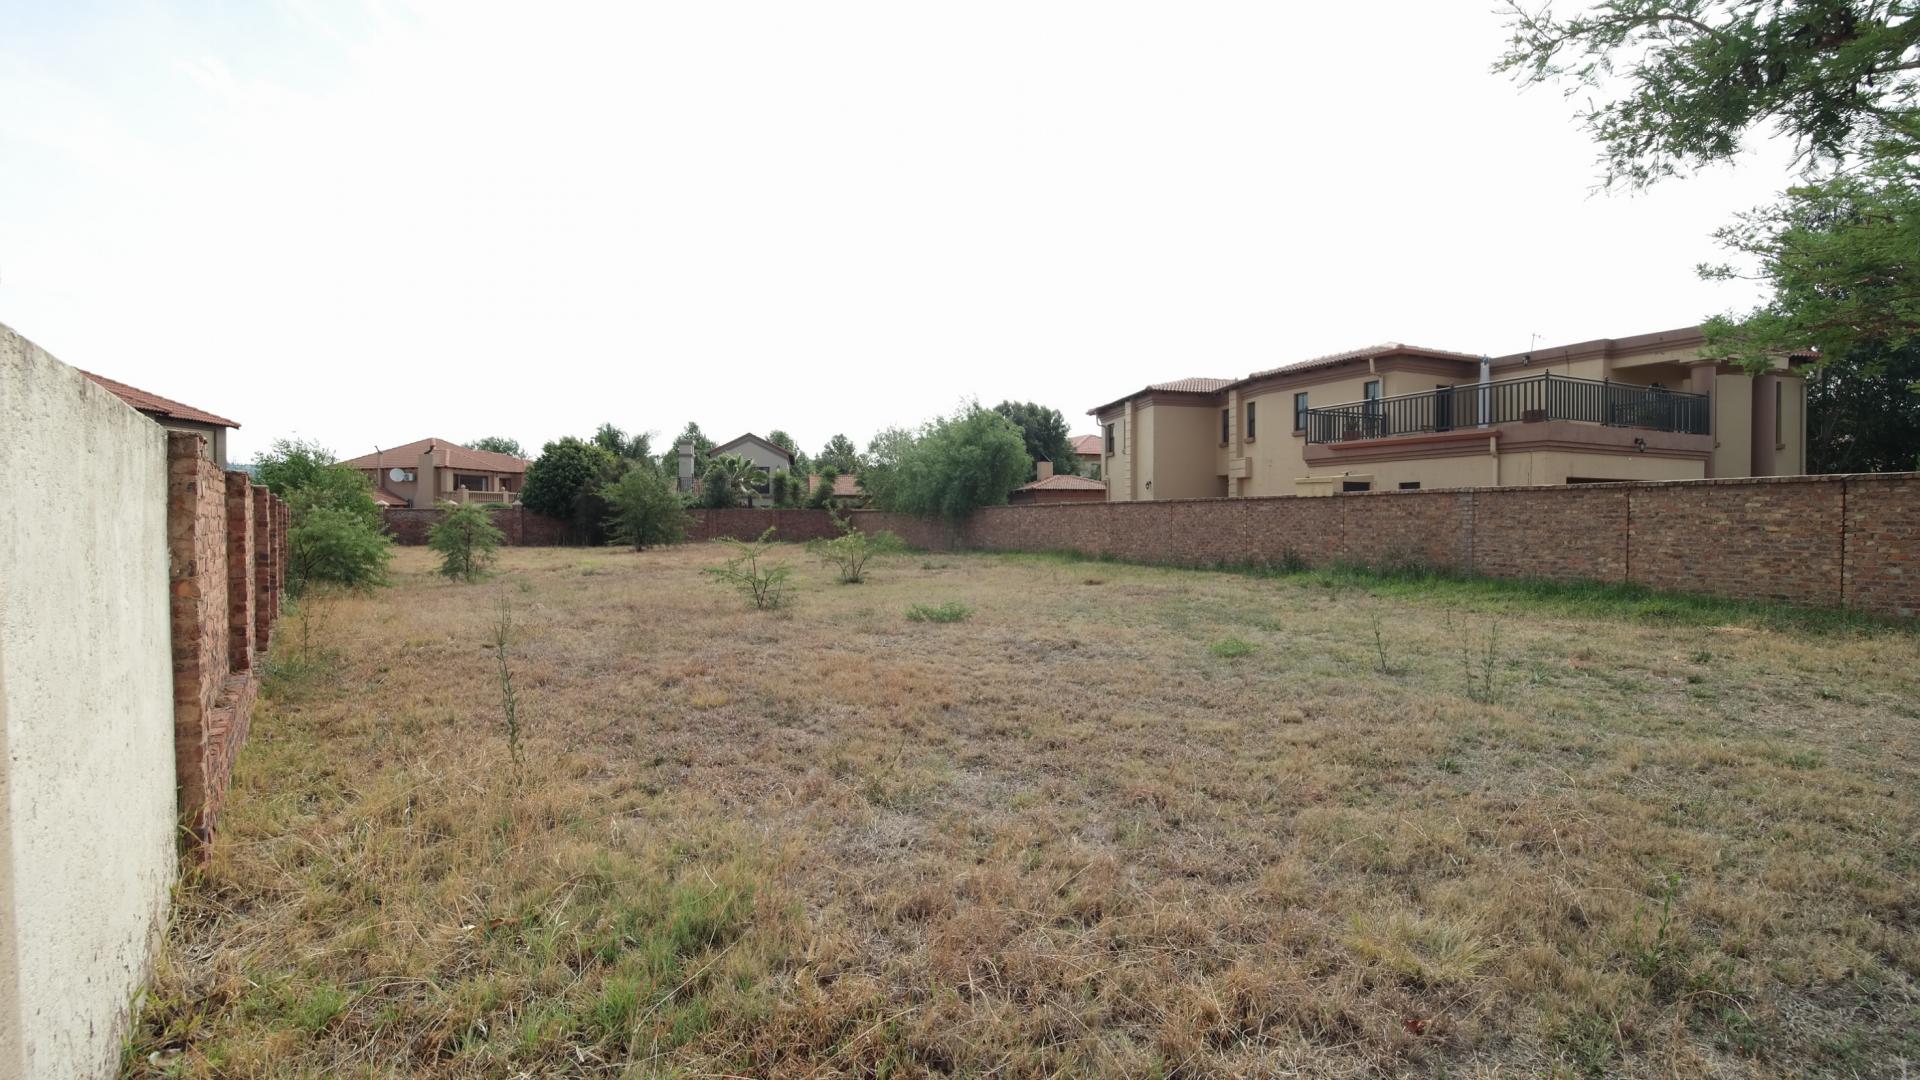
xmin=837 ymin=474 xmax=1920 ymax=618
xmin=685 ymin=508 xmax=847 ymax=543
xmin=1842 ymin=474 xmax=1920 ymax=618
xmin=382 ymin=506 xmax=572 ymax=545
xmin=167 ymin=433 xmax=290 ymax=844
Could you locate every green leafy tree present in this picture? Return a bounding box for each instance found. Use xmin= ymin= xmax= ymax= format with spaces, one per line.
xmin=1497 ymin=0 xmax=1920 ymax=369
xmin=992 ymin=400 xmax=1077 ymax=480
xmin=674 ymin=422 xmax=717 ymax=477
xmin=769 ymin=469 xmax=805 ymax=508
xmin=806 ymin=465 xmax=840 ymax=509
xmin=468 ymin=436 xmax=526 ymax=457
xmin=878 ymin=404 xmax=1029 ymax=519
xmin=428 ymin=501 xmax=505 ymax=581
xmin=253 ymin=438 xmax=391 ymax=595
xmin=1806 ymin=341 xmax=1920 ymax=473
xmin=856 ymin=427 xmax=914 ymax=510
xmin=698 ymin=454 xmax=760 ymax=509
xmin=521 ymin=437 xmax=621 ymax=539
xmin=600 ymin=466 xmax=689 ymax=550
xmin=592 ymin=422 xmax=655 ymax=466
xmin=765 ymin=429 xmax=810 ymax=476
xmin=816 ymin=433 xmax=862 ymax=474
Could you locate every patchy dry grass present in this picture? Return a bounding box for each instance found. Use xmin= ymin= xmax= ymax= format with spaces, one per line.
xmin=125 ymin=543 xmax=1920 ymax=1078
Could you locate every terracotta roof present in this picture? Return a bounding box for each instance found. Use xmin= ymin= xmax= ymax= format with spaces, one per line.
xmin=1089 ymin=376 xmax=1236 ymax=415
xmin=1070 ymin=434 xmax=1102 ymax=457
xmin=340 ymin=438 xmax=529 ymax=473
xmin=370 ymin=488 xmax=408 ymax=507
xmin=1018 ymin=473 xmax=1107 ymax=492
xmin=807 ymin=473 xmax=862 ymax=497
xmin=81 ymin=371 xmax=240 ymax=428
xmin=1244 ymin=343 xmax=1481 ymax=382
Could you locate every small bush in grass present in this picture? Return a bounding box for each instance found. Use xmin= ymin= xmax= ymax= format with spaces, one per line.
xmin=906 ymin=601 xmax=972 ymax=623
xmin=703 ymin=528 xmax=793 ymax=610
xmin=1209 ymin=635 xmax=1255 ymax=659
xmin=808 ymin=515 xmax=905 ymax=583
xmin=600 ymin=466 xmax=688 ymax=550
xmin=429 ymin=501 xmax=506 ymax=581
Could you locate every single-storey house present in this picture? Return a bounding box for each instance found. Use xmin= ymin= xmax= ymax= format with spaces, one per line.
xmin=1008 ymin=461 xmax=1107 ymax=505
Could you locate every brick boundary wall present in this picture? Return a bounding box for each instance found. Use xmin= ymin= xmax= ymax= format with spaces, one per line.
xmin=382 ymin=505 xmax=573 ymax=545
xmin=846 ymin=474 xmax=1919 ymax=619
xmin=167 ymin=433 xmax=290 ymax=844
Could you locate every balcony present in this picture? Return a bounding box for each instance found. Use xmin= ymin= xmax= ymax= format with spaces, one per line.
xmin=1303 ymin=372 xmax=1710 ymax=444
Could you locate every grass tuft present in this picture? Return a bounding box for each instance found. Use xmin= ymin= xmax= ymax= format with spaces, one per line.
xmin=905 ymin=600 xmax=972 ymax=623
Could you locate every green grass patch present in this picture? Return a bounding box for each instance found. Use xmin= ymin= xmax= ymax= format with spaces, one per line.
xmin=906 ymin=601 xmax=973 ymax=623
xmin=1209 ymin=635 xmax=1256 ymax=659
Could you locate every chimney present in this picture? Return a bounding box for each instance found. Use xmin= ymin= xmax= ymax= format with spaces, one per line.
xmin=1036 ymin=459 xmax=1054 ymax=480
xmin=676 ymin=441 xmax=694 ymax=493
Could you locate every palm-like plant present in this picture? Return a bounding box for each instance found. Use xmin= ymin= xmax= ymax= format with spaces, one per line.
xmin=699 ymin=454 xmax=763 ymax=508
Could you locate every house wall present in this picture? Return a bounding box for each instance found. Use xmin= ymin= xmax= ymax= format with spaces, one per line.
xmin=1145 ymin=403 xmax=1220 ymax=500
xmin=1 ymin=328 xmax=177 ymax=1080
xmin=849 ymin=474 xmax=1919 ymax=618
xmin=0 ymin=325 xmax=290 ymax=1080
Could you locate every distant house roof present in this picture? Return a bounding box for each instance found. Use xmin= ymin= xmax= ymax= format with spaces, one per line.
xmin=711 ymin=433 xmax=795 ymax=465
xmin=340 ymin=438 xmax=530 ymax=474
xmin=1089 ymin=377 xmax=1236 ymax=416
xmin=370 ymin=488 xmax=408 ymax=507
xmin=1070 ymin=434 xmax=1102 ymax=458
xmin=807 ymin=473 xmax=863 ymax=497
xmin=81 ymin=371 xmax=240 ymax=428
xmin=1017 ymin=473 xmax=1107 ymax=492
xmin=1243 ymin=343 xmax=1481 ymax=382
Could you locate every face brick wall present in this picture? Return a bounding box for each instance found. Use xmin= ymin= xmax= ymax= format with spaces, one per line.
xmin=167 ymin=433 xmax=291 ymax=843
xmin=382 ymin=506 xmax=572 ymax=545
xmin=844 ymin=474 xmax=1918 ymax=618
xmin=685 ymin=508 xmax=847 ymax=544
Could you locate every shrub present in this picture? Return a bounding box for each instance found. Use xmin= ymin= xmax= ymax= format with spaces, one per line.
xmin=906 ymin=601 xmax=972 ymax=623
xmin=806 ymin=466 xmax=840 ymax=510
xmin=601 ymin=467 xmax=688 ymax=550
xmin=877 ymin=404 xmax=1029 ymax=520
xmin=428 ymin=501 xmax=505 ymax=581
xmin=699 ymin=455 xmax=760 ymax=509
xmin=254 ymin=438 xmax=391 ymax=596
xmin=288 ymin=506 xmax=391 ymax=594
xmin=807 ymin=518 xmax=905 ymax=584
xmin=702 ymin=528 xmax=792 ymax=610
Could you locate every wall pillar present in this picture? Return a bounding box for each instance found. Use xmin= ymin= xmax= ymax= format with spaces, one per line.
xmin=224 ymin=473 xmax=256 ymax=673
xmin=1685 ymin=362 xmax=1719 ymax=477
xmin=1751 ymin=372 xmax=1782 ymax=476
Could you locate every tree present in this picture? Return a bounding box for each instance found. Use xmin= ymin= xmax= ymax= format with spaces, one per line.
xmin=807 ymin=516 xmax=906 ymax=583
xmin=592 ymin=422 xmax=655 ymax=466
xmin=601 ymin=466 xmax=688 ymax=550
xmin=521 ymin=437 xmax=621 ymax=539
xmin=817 ymin=434 xmax=862 ymax=474
xmin=806 ymin=465 xmax=840 ymax=509
xmin=992 ymin=401 xmax=1077 ymax=480
xmin=253 ymin=438 xmax=391 ymax=595
xmin=428 ymin=501 xmax=505 ymax=581
xmin=1806 ymin=341 xmax=1920 ymax=473
xmin=856 ymin=427 xmax=914 ymax=510
xmin=698 ymin=454 xmax=759 ymax=509
xmin=702 ymin=528 xmax=793 ymax=610
xmin=877 ymin=405 xmax=1029 ymax=519
xmin=674 ymin=422 xmax=717 ymax=478
xmin=767 ymin=429 xmax=810 ymax=477
xmin=769 ymin=470 xmax=805 ymax=508
xmin=1496 ymin=0 xmax=1920 ymax=368
xmin=468 ymin=436 xmax=526 ymax=457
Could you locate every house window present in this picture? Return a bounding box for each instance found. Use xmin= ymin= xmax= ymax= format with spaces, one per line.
xmin=1220 ymin=409 xmax=1230 ymax=444
xmin=1245 ymin=401 xmax=1256 ymax=442
xmin=1293 ymin=391 xmax=1308 ymax=432
xmin=1399 ymin=481 xmax=1421 ymax=490
xmin=453 ymin=473 xmax=489 ymax=491
xmin=1342 ymin=480 xmax=1372 ymax=492
xmin=1364 ymin=380 xmax=1382 ymax=405
xmin=1104 ymin=422 xmax=1115 ymax=455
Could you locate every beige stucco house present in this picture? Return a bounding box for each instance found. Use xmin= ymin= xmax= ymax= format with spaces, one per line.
xmin=1091 ymin=326 xmax=1811 ymax=499
xmin=342 ymin=438 xmax=529 ymax=508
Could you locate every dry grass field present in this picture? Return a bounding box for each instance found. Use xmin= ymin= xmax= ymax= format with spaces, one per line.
xmin=125 ymin=543 xmax=1920 ymax=1079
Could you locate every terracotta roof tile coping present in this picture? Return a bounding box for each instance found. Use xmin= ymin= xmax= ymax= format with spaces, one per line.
xmin=1018 ymin=473 xmax=1107 ymax=491
xmin=82 ymin=371 xmax=240 ymax=428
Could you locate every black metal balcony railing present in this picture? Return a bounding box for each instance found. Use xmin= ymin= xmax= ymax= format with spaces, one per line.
xmin=1303 ymin=372 xmax=1711 ymax=444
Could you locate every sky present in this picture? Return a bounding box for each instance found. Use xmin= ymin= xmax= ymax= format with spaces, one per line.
xmin=0 ymin=1 xmax=1797 ymax=465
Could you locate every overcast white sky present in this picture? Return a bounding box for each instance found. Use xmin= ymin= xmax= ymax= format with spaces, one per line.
xmin=1 ymin=1 xmax=1792 ymax=463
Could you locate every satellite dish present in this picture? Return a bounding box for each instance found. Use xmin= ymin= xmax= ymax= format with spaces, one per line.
xmin=388 ymin=467 xmax=411 ymax=483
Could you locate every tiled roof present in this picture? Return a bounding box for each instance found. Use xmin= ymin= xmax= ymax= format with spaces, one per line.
xmin=712 ymin=432 xmax=795 ymax=463
xmin=1070 ymin=434 xmax=1102 ymax=457
xmin=81 ymin=371 xmax=240 ymax=428
xmin=1019 ymin=473 xmax=1107 ymax=492
xmin=370 ymin=488 xmax=408 ymax=507
xmin=340 ymin=438 xmax=530 ymax=473
xmin=1148 ymin=377 xmax=1235 ymax=394
xmin=1245 ymin=343 xmax=1481 ymax=381
xmin=807 ymin=473 xmax=862 ymax=497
